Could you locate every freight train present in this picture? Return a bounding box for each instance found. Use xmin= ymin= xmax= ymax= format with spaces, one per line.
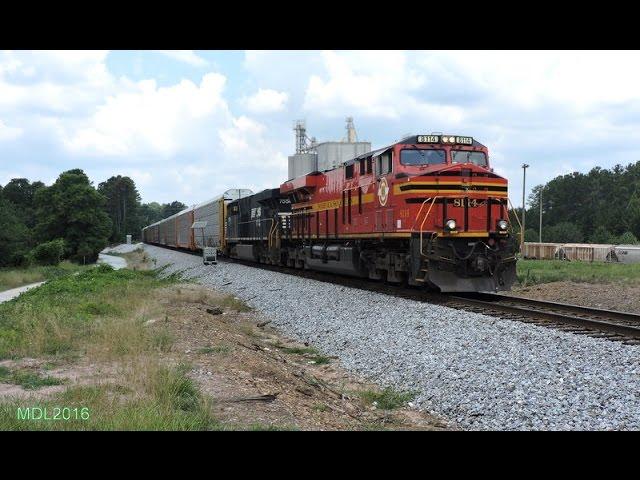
xmin=142 ymin=134 xmax=518 ymax=292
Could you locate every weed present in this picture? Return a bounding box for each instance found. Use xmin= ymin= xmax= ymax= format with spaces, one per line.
xmin=197 ymin=345 xmax=230 ymax=355
xmin=0 ymin=366 xmax=64 ymax=390
xmin=359 ymin=387 xmax=416 ymax=410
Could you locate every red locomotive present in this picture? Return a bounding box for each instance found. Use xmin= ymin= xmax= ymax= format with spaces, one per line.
xmin=143 ymin=134 xmax=517 ymax=292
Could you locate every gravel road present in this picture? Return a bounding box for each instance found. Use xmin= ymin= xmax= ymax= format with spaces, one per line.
xmin=143 ymin=244 xmax=640 ymax=430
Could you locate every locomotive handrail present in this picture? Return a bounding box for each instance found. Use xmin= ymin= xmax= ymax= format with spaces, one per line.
xmin=411 ymin=197 xmax=434 ymax=231
xmin=416 ymin=196 xmax=440 ymax=257
xmin=267 ymin=218 xmax=277 ymax=249
xmin=231 ymin=218 xmax=276 ymax=247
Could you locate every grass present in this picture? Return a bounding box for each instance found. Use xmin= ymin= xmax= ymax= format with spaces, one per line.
xmin=197 ymin=345 xmax=230 ymax=355
xmin=165 ymin=287 xmax=251 ymax=313
xmin=313 ymin=402 xmax=328 ymax=413
xmin=0 ymin=264 xmax=176 ymax=360
xmin=0 ymin=363 xmax=218 ymax=430
xmin=277 ymin=346 xmax=319 ymax=355
xmin=358 ymin=387 xmax=416 ymax=410
xmin=219 ymin=295 xmax=252 ymax=312
xmin=0 ymin=265 xmax=223 ymax=430
xmin=0 ymin=366 xmax=64 ymax=390
xmin=0 ymin=261 xmax=86 ymax=292
xmin=517 ymin=259 xmax=640 ymax=286
xmin=274 ymin=344 xmax=331 ymax=365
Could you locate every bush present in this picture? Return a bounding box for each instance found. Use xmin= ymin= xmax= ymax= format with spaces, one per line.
xmin=615 ymin=231 xmax=639 ymax=245
xmin=28 ymin=239 xmax=66 ymax=266
xmin=544 ymin=222 xmax=584 ymax=243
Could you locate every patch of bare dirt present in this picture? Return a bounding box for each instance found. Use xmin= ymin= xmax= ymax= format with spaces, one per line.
xmin=0 ymin=358 xmax=121 ymax=400
xmin=509 ymin=281 xmax=640 ymax=314
xmin=160 ymin=283 xmax=451 ymax=431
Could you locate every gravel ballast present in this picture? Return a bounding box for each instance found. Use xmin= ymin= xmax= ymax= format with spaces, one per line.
xmin=143 ymin=244 xmax=640 ymax=430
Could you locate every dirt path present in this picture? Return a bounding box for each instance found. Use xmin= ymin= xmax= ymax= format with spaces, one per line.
xmin=0 ymin=282 xmax=45 ymax=304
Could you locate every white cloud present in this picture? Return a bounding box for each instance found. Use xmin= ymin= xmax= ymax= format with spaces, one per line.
xmin=63 ymin=73 xmax=230 ymax=157
xmin=304 ymin=50 xmax=426 ymax=119
xmin=6 ymin=50 xmax=640 ymax=206
xmin=156 ymin=50 xmax=208 ymax=67
xmin=0 ymin=119 xmax=22 ymax=141
xmin=243 ymin=88 xmax=289 ymax=113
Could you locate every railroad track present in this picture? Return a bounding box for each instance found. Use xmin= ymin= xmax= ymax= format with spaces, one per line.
xmin=448 ymin=293 xmax=640 ymax=344
xmin=210 ymin=255 xmax=640 ymax=345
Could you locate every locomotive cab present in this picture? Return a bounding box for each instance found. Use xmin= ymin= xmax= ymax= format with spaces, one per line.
xmin=378 ymin=134 xmax=516 ymax=292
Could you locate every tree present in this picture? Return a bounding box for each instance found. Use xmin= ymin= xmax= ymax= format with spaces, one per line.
xmin=98 ymin=175 xmax=141 ymax=242
xmin=616 ymin=231 xmax=639 ymax=245
xmin=34 ymin=169 xmax=112 ymax=263
xmin=524 ymin=228 xmax=538 ymax=242
xmin=545 ymin=222 xmax=584 ymax=243
xmin=589 ymin=226 xmax=615 ymax=244
xmin=138 ymin=202 xmax=164 ymax=227
xmin=1 ymin=178 xmax=45 ymax=229
xmin=0 ymin=197 xmax=29 ymax=266
xmin=627 ymin=189 xmax=640 ymax=239
xmin=161 ymin=201 xmax=187 ymax=219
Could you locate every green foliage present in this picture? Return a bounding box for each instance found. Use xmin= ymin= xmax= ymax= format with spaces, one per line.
xmin=138 ymin=202 xmax=164 ymax=228
xmin=517 ymin=259 xmax=640 ymax=285
xmin=529 ymin=161 xmax=640 ymax=241
xmin=34 ymin=169 xmax=112 ymax=263
xmin=0 ymin=261 xmax=86 ymax=292
xmin=544 ymin=221 xmax=584 ymax=243
xmin=0 ymin=366 xmax=218 ymax=430
xmin=1 ymin=171 xmax=185 ymax=267
xmin=161 ymin=201 xmax=187 ymax=219
xmin=28 ymin=239 xmax=66 ymax=266
xmin=0 ymin=198 xmax=29 ymax=267
xmin=98 ymin=175 xmax=142 ymax=243
xmin=0 ymin=366 xmax=64 ymax=390
xmin=1 ymin=178 xmax=45 ymax=229
xmin=523 ymin=228 xmax=539 ymax=242
xmin=359 ymin=387 xmax=416 ymax=410
xmin=0 ymin=264 xmax=171 ymax=359
xmin=615 ymin=231 xmax=639 ymax=245
xmin=589 ymin=225 xmax=616 ymax=244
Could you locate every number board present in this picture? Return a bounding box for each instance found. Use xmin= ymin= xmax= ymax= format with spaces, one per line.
xmin=453 ymin=198 xmax=486 ymax=208
xmin=456 ymin=136 xmax=473 ymax=145
xmin=416 ymin=135 xmax=440 ymax=143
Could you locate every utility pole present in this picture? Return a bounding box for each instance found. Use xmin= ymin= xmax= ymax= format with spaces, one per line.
xmin=521 ymin=164 xmax=529 ymax=251
xmin=539 ymin=188 xmax=543 ymax=243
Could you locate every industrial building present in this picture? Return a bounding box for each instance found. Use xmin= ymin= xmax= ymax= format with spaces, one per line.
xmin=287 ymin=118 xmax=371 ymax=180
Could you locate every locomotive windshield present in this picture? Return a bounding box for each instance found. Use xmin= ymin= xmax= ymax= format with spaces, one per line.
xmin=400 ymin=149 xmax=446 ymax=166
xmin=452 ymin=150 xmax=488 ymax=167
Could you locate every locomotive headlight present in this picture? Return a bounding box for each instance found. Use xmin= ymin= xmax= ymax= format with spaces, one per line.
xmin=497 ymin=219 xmax=508 ymax=231
xmin=445 ymin=219 xmax=457 ymax=231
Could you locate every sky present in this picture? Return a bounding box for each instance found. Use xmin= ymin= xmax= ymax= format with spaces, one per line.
xmin=2 ymin=50 xmax=640 ymax=208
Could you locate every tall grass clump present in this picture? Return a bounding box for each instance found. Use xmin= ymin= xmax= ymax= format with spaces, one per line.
xmin=0 ymin=264 xmax=175 ymax=360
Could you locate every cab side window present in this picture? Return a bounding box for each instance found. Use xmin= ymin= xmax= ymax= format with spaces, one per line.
xmin=376 ymin=152 xmax=392 ymax=176
xmin=345 ymin=163 xmax=355 ymax=179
